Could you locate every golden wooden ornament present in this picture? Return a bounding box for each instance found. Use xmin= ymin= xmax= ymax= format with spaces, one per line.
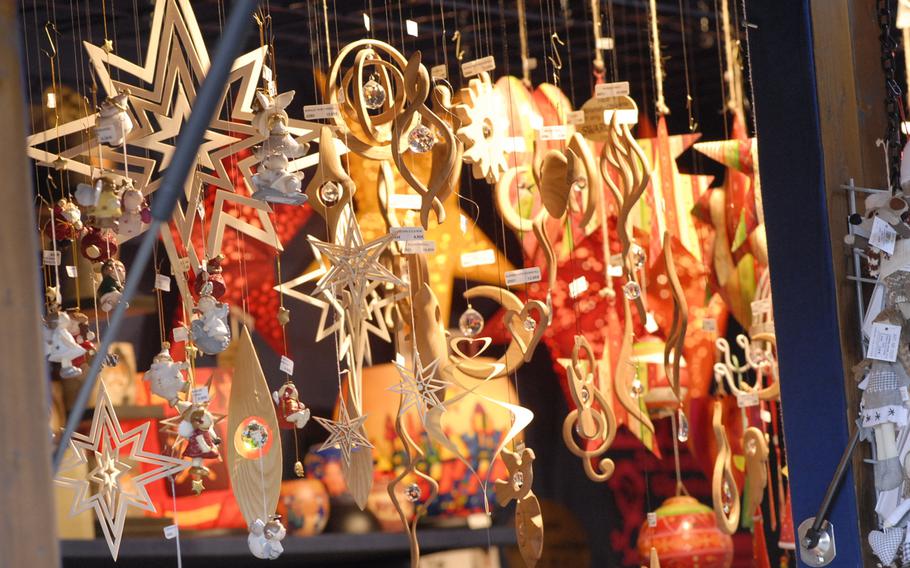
xmin=494 ymin=447 xmax=544 ymax=568
xmin=742 ymin=427 xmax=770 ymax=516
xmin=454 ymin=72 xmax=510 ymax=184
xmin=711 ymin=400 xmax=740 ymax=535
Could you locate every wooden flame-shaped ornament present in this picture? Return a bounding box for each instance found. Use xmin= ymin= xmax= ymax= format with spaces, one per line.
xmin=227 ymin=326 xmax=283 ymax=527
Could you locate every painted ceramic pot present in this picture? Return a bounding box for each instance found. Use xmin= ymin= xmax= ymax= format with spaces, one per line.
xmin=277 ymin=478 xmax=330 ymax=536
xmin=637 ymin=496 xmax=734 ymax=567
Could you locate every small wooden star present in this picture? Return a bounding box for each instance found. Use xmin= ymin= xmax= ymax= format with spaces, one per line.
xmin=389 ymin=355 xmax=448 ymax=423
xmin=102 ymin=38 xmax=114 ymax=53
xmin=191 ymin=478 xmax=205 ymax=495
xmin=313 ymin=397 xmax=373 ymax=467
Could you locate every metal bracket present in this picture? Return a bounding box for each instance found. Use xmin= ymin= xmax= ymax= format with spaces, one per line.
xmin=798 ymin=517 xmax=836 ymax=566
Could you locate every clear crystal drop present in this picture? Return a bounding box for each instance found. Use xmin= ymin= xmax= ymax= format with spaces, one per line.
xmin=623 ymin=280 xmax=641 ymax=300
xmin=630 ymin=378 xmax=643 ymax=398
xmin=405 ymin=483 xmax=421 ymax=502
xmin=722 ymin=502 xmax=731 ymax=515
xmin=723 ymin=479 xmax=732 ymax=501
xmin=580 ymin=387 xmax=590 ymax=402
xmin=362 ymin=79 xmax=387 ymax=110
xmin=408 ymin=124 xmax=436 ymax=153
xmin=630 ymin=244 xmax=646 ymax=269
xmin=572 ymin=176 xmax=587 ymax=192
xmin=512 ymin=471 xmax=525 ymax=491
xmin=522 ymin=316 xmax=536 ymax=332
xmin=319 ymin=181 xmax=342 ymax=206
xmin=458 ymin=308 xmax=484 ymax=337
xmin=677 ymin=408 xmax=689 ymax=443
xmin=241 ymin=420 xmax=269 ymax=450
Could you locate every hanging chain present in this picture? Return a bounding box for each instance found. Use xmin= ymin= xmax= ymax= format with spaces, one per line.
xmin=878 ymin=0 xmax=904 ymax=193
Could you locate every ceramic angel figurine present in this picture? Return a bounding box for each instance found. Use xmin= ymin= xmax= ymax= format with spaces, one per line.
xmin=97 ymin=258 xmax=126 ymax=313
xmin=177 ymin=402 xmax=221 ymax=476
xmin=250 ymin=90 xmax=308 ymax=205
xmin=143 ymin=343 xmax=189 ymax=406
xmin=43 ymin=198 xmax=85 ymax=242
xmin=46 ymin=311 xmax=87 ymax=379
xmin=68 ymin=310 xmax=96 ymax=370
xmin=116 ymin=184 xmax=150 ymax=239
xmin=272 ymin=382 xmax=311 ymax=429
xmin=191 ymin=293 xmax=231 ymax=354
xmin=81 ymin=227 xmax=118 ymax=263
xmin=95 ymin=90 xmax=133 ymax=147
xmin=251 ymin=89 xmax=294 ymax=137
xmin=194 ymin=255 xmax=226 ymax=301
xmin=248 ymin=516 xmax=286 ymax=560
xmin=251 ymin=147 xmax=307 ymax=205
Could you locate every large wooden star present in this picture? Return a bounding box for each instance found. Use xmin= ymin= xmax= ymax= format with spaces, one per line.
xmin=55 ymin=382 xmax=190 ymax=560
xmin=313 ymin=397 xmax=374 ymax=467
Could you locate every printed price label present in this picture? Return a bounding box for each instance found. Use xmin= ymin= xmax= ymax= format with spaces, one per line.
xmin=389 ymin=193 xmax=423 ymax=210
xmin=539 ymin=125 xmax=567 ymax=141
xmin=95 ymin=123 xmax=118 ymax=144
xmin=567 ymin=110 xmax=586 ymax=125
xmin=602 ymin=108 xmax=639 ymax=125
xmin=363 ymin=13 xmax=371 ymax=30
xmin=163 ymin=524 xmax=179 ymax=540
xmin=647 ymin=512 xmax=657 ymax=527
xmin=262 ymin=65 xmax=273 ymax=82
xmin=595 ymin=81 xmax=630 ymax=98
xmin=870 ymin=216 xmax=898 ymax=255
xmin=461 ymin=249 xmax=496 ymax=268
xmin=403 ymin=240 xmax=436 ymax=254
xmin=569 ymin=276 xmax=589 ymax=298
xmin=65 ymin=265 xmax=79 ymax=278
xmin=737 ymin=391 xmax=760 ymax=408
xmin=702 ymin=318 xmax=717 ymax=332
xmin=431 ymin=64 xmax=448 ymax=80
xmin=43 ymin=250 xmax=61 ymax=266
xmin=280 ymin=355 xmax=295 ymax=376
xmin=596 ymin=37 xmax=615 ymax=50
xmin=462 ymin=55 xmax=496 ymax=77
xmin=155 ymin=274 xmax=172 ymax=292
xmin=503 ymin=136 xmax=527 ymax=153
xmin=172 ymin=326 xmax=189 ymax=342
xmin=192 ymin=386 xmax=210 ymax=404
xmin=505 ymin=267 xmax=542 ymax=286
xmin=303 ymin=103 xmax=340 ymax=120
xmin=751 ymin=298 xmax=772 ymax=316
xmin=869 ymin=322 xmax=901 ymax=362
xmin=406 ymin=19 xmax=418 ymax=36
xmin=391 ymin=226 xmax=425 ymax=241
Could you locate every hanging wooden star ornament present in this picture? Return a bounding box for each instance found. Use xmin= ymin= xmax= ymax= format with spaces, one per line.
xmin=313 ymin=396 xmax=374 ymax=467
xmin=389 ymin=355 xmax=448 ymax=423
xmin=494 ymin=447 xmax=544 ymax=568
xmin=55 ymin=381 xmax=190 ymax=560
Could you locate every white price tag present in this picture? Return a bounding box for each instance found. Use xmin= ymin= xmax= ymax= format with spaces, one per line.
xmin=402 ymin=240 xmax=436 ymax=254
xmin=595 ymin=81 xmax=630 ymax=98
xmin=406 ymin=19 xmax=418 ymax=36
xmin=870 ymin=216 xmax=898 ymax=255
xmin=267 ymin=80 xmax=277 ymax=96
xmin=192 ymin=386 xmax=210 ymax=404
xmin=596 ymin=37 xmax=615 ymax=50
xmin=389 ymin=193 xmax=422 ymax=210
xmin=303 ymin=103 xmax=340 ymax=120
xmin=539 ymin=125 xmax=567 ymax=141
xmin=751 ymin=298 xmax=772 ymax=317
xmin=431 ymin=64 xmax=448 ymax=80
xmin=505 ymin=267 xmax=542 ymax=286
xmin=869 ymin=322 xmax=901 ymax=362
xmin=702 ymin=318 xmax=717 ymax=332
xmin=43 ymin=250 xmax=61 ymax=266
xmin=737 ymin=391 xmax=760 ymax=408
xmin=163 ymin=524 xmax=179 ymax=540
xmin=262 ymin=65 xmax=273 ymax=82
xmin=460 ymin=214 xmax=468 ymax=234
xmin=503 ymin=136 xmax=527 ymax=153
xmin=461 ymin=249 xmax=496 ymax=268
xmin=155 ymin=274 xmax=172 ymax=292
xmin=65 ymin=265 xmax=79 ymax=278
xmin=461 ymin=55 xmax=496 ymax=77
xmin=760 ymin=409 xmax=772 ymax=423
xmin=280 ymin=355 xmax=294 ymax=376
xmin=363 ymin=13 xmax=371 ymax=30
xmin=95 ymin=123 xmax=117 ymax=144
xmin=569 ymin=276 xmax=589 ymax=298
xmin=172 ymin=326 xmax=189 ymax=342
xmin=647 ymin=512 xmax=657 ymax=527
xmin=602 ymin=108 xmax=639 ymax=125
xmin=390 ymin=226 xmax=425 ymax=241
xmin=567 ymin=110 xmax=586 ymax=125
xmin=395 ymin=352 xmax=406 ymax=367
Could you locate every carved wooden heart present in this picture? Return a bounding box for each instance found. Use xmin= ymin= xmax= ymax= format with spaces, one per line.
xmin=503 ymin=300 xmax=550 ymax=363
xmin=448 ymin=336 xmax=493 ymax=361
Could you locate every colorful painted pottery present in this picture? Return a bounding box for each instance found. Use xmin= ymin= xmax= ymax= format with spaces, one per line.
xmin=637 ymin=495 xmax=734 ymax=568
xmin=303 ymin=445 xmax=348 ymax=497
xmin=366 ymin=475 xmax=414 ymax=532
xmin=277 ymin=478 xmax=330 ymax=536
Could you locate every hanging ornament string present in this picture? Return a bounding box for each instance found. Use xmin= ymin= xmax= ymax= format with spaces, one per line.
xmin=878 ymin=0 xmax=904 ymax=193
xmin=648 ymin=0 xmax=669 ymax=116
xmin=168 ymin=476 xmax=184 ymax=568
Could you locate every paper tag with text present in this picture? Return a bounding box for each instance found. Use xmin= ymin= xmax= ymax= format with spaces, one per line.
xmin=406 ymin=19 xmax=418 ymax=36
xmin=595 ymin=81 xmax=630 ymax=98
xmin=363 ymin=13 xmax=371 ymax=30
xmin=95 ymin=124 xmax=118 ymax=144
xmin=43 ymin=250 xmax=61 ymax=266
xmin=596 ymin=37 xmax=615 ymax=50
xmin=155 ymin=274 xmax=172 ymax=292
xmin=391 ymin=226 xmax=425 ymax=241
xmin=403 ymin=240 xmax=436 ymax=254
xmin=192 ymin=386 xmax=210 ymax=404
xmin=737 ymin=391 xmax=760 ymax=408
xmin=750 ymin=298 xmax=772 ymax=316
xmin=303 ymin=103 xmax=340 ymax=120
xmin=65 ymin=265 xmax=78 ymax=278
xmin=280 ymin=355 xmax=295 ymax=376
xmin=172 ymin=326 xmax=189 ymax=342
xmin=647 ymin=512 xmax=657 ymax=527
xmin=431 ymin=64 xmax=448 ymax=80
xmin=505 ymin=267 xmax=542 ymax=286
xmin=870 ymin=216 xmax=898 ymax=255
xmin=163 ymin=524 xmax=179 ymax=540
xmin=569 ymin=276 xmax=589 ymax=298
xmin=462 ymin=56 xmax=496 ymax=77
xmin=567 ymin=110 xmax=586 ymax=125
xmin=539 ymin=125 xmax=567 ymax=141
xmin=461 ymin=249 xmax=496 ymax=268
xmin=869 ymin=322 xmax=901 ymax=362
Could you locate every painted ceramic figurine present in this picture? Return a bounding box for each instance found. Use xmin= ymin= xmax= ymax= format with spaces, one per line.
xmin=81 ymin=227 xmax=118 ymax=263
xmin=68 ymin=310 xmax=96 ymax=370
xmin=43 ymin=198 xmax=85 ymax=242
xmin=97 ymin=258 xmax=126 ymax=313
xmin=116 ymin=184 xmax=150 ymax=239
xmin=247 ymin=515 xmax=287 ymax=560
xmin=177 ymin=402 xmax=222 ymax=476
xmin=272 ymin=382 xmax=311 ymax=429
xmin=194 ymin=255 xmax=226 ymax=301
xmin=191 ymin=292 xmax=231 ymax=354
xmin=46 ymin=311 xmax=87 ymax=379
xmin=95 ymin=90 xmax=133 ymax=147
xmin=250 ymin=90 xmax=308 ymax=205
xmin=143 ymin=343 xmax=189 ymax=406
xmin=251 ymin=141 xmax=307 ymax=205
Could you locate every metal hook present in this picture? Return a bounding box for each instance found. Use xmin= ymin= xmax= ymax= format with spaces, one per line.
xmin=43 ymin=22 xmax=59 ymax=59
xmin=686 ymin=94 xmax=698 ymax=131
xmin=548 ymin=32 xmax=565 ymax=71
xmin=451 ymin=31 xmax=465 ymax=62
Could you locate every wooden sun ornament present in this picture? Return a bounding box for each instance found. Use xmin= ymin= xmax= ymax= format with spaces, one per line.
xmin=55 ymin=382 xmax=190 ymax=560
xmin=494 ymin=447 xmax=544 ymax=568
xmin=454 ymin=71 xmax=511 ymax=184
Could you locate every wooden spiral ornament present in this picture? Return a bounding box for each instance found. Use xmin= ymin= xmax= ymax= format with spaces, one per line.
xmin=712 ymin=400 xmax=740 ymax=534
